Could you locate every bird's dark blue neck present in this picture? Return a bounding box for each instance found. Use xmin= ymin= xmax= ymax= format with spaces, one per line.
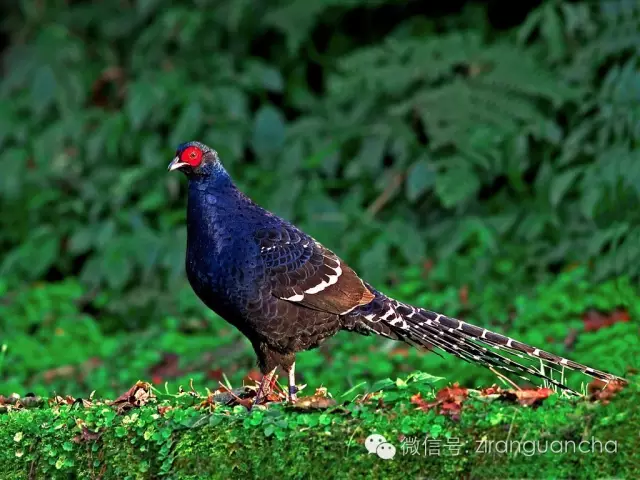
xmin=186 ymin=167 xmax=240 ymax=224
xmin=188 ymin=162 xmax=233 ymax=190
xmin=185 ymin=165 xmax=255 ymax=259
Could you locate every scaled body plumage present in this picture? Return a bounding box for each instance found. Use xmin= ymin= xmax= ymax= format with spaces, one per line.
xmin=169 ymin=141 xmax=625 ymax=404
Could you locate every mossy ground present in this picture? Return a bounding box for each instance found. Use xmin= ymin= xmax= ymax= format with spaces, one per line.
xmin=1 ymin=376 xmax=638 ymax=479
xmin=2 ymin=261 xmax=638 ymax=479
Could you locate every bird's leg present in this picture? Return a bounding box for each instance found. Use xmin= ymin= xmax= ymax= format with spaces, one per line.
xmin=252 ymin=367 xmax=277 ymax=409
xmin=287 ymin=362 xmax=298 ymax=403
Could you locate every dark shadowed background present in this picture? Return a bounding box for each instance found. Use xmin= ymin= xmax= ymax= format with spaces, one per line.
xmin=0 ymin=0 xmax=638 ymax=399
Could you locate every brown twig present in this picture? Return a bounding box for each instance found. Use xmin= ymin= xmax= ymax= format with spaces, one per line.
xmin=490 ymin=367 xmax=522 ymax=391
xmin=366 ymin=172 xmax=405 ymax=217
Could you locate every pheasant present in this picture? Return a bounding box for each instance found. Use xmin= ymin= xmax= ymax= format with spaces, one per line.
xmin=168 ymin=141 xmax=625 ymax=405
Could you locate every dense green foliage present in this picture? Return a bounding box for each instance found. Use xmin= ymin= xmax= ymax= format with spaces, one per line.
xmin=2 ymin=0 xmax=639 ymax=319
xmin=1 ymin=0 xmax=639 ymax=477
xmin=1 ymin=376 xmax=638 ymax=479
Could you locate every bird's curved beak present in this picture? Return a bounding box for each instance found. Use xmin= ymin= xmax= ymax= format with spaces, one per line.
xmin=168 ymin=157 xmax=188 ymax=171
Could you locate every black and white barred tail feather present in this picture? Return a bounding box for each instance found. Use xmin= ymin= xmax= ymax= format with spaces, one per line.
xmin=348 ymin=287 xmax=626 ymax=393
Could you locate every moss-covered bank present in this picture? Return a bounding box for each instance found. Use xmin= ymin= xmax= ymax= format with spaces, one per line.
xmin=1 ymin=377 xmax=638 ymax=479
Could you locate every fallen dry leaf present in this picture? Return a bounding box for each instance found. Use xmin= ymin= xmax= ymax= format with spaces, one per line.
xmin=213 ymin=384 xmax=255 ymax=410
xmin=50 ymin=395 xmax=76 ymax=406
xmin=110 ymin=381 xmax=155 ymax=413
xmin=410 ymin=383 xmax=469 ymax=420
xmin=511 ymin=387 xmax=554 ymax=407
xmin=436 ymin=384 xmax=468 ymax=403
xmin=355 ymin=391 xmax=377 ymax=405
xmin=478 ymin=385 xmax=502 ymax=396
xmin=289 ymin=395 xmax=337 ymax=410
xmin=314 ymin=387 xmax=329 ymax=397
xmin=0 ymin=393 xmax=44 ymax=411
xmin=588 ymin=379 xmax=626 ymax=404
xmin=157 ymin=405 xmax=174 ymax=416
xmin=411 ymin=383 xmax=558 ymax=418
xmin=478 ymin=385 xmax=554 ymax=407
xmin=410 ymin=392 xmax=428 ymax=409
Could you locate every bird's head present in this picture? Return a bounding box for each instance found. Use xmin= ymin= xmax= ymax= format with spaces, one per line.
xmin=167 ymin=141 xmax=221 ymax=177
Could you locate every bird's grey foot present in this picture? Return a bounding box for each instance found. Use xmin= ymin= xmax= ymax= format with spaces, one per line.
xmin=288 ymin=362 xmax=298 ymax=403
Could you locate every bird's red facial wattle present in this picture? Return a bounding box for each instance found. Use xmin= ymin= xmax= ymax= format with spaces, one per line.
xmin=168 ymin=145 xmax=204 ymax=171
xmin=181 ymin=146 xmax=203 ymax=166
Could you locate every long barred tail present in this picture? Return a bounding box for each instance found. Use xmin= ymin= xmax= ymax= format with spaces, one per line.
xmin=347 ymin=287 xmax=626 ymax=393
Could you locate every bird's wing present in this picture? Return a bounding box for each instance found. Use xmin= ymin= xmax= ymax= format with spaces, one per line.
xmin=255 ymin=225 xmax=374 ymax=315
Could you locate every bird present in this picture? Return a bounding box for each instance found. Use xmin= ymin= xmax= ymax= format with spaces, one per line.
xmin=168 ymin=141 xmax=626 ymax=405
